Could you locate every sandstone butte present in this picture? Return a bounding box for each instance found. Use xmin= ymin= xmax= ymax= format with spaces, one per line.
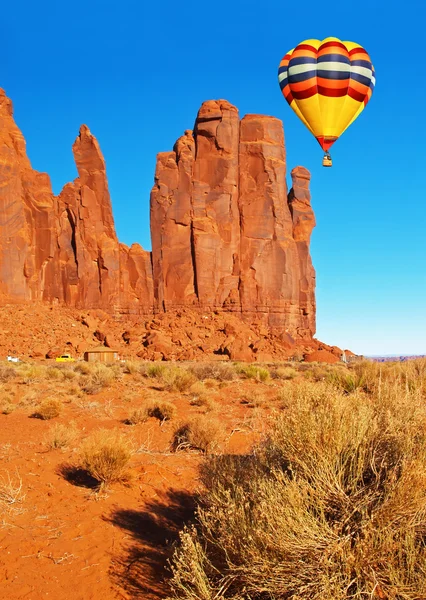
xmin=0 ymin=89 xmax=334 ymax=360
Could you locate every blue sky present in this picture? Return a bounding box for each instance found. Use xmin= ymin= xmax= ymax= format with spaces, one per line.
xmin=3 ymin=0 xmax=425 ymax=355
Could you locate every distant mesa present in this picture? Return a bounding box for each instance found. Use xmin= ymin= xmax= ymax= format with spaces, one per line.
xmin=0 ymin=90 xmax=316 ymax=341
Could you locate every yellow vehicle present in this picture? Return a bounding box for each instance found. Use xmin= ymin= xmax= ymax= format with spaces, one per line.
xmin=55 ymin=353 xmax=75 ymax=363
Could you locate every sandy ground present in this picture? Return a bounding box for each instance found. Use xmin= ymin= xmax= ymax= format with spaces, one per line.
xmin=0 ymin=367 xmax=268 ymax=599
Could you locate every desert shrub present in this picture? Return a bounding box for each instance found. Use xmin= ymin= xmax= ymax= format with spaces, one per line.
xmin=147 ymin=363 xmax=168 ymax=379
xmin=188 ymin=383 xmax=217 ymax=412
xmin=190 ymin=396 xmax=218 ymax=413
xmin=46 ymin=422 xmax=78 ymax=449
xmin=1 ymin=403 xmax=15 ymax=415
xmin=0 ymin=364 xmax=17 ymax=383
xmin=60 ymin=367 xmax=78 ymax=380
xmin=126 ymin=407 xmax=149 ymax=425
xmin=123 ymin=360 xmax=141 ymax=375
xmin=162 ymin=367 xmax=196 ymax=393
xmin=73 ymin=362 xmax=92 ymax=376
xmin=79 ymin=428 xmax=133 ymax=487
xmin=168 ymin=370 xmax=426 ymax=600
xmin=172 ymin=416 xmax=223 ymax=453
xmin=302 ymin=363 xmax=340 ymax=382
xmin=19 ymin=364 xmax=45 ymax=384
xmin=272 ymin=366 xmax=298 ymax=380
xmin=1 ymin=401 xmax=15 ymax=415
xmin=275 ymin=379 xmax=329 ymax=409
xmin=240 ymin=389 xmax=266 ymax=408
xmin=147 ymin=399 xmax=177 ymax=422
xmin=46 ymin=367 xmax=65 ymax=381
xmin=237 ymin=364 xmax=270 ymax=383
xmin=80 ymin=362 xmax=116 ymax=394
xmin=18 ymin=390 xmax=39 ymax=408
xmin=190 ymin=362 xmax=236 ymax=382
xmin=33 ymin=398 xmax=63 ymax=420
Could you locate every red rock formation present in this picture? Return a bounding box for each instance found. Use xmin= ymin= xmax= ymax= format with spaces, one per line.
xmin=0 ymin=88 xmax=316 ymax=341
xmin=151 ymin=101 xmax=316 ymax=338
xmin=150 ymin=130 xmax=196 ymax=310
xmin=191 ymin=100 xmax=241 ymax=308
xmin=0 ymin=89 xmax=57 ymax=301
xmin=54 ymin=125 xmax=122 ymax=309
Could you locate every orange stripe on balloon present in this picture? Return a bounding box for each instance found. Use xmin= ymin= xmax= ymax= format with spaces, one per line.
xmin=350 ymin=49 xmax=371 ymax=61
xmin=317 ymin=77 xmax=349 ymax=90
xmin=318 ymin=45 xmax=348 ymax=58
xmin=289 ymin=77 xmax=317 ymax=92
xmin=349 ymin=80 xmax=369 ymax=95
xmin=292 ymin=48 xmax=317 ymax=60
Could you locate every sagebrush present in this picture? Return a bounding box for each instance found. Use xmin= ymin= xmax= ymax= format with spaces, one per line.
xmin=168 ymin=361 xmax=426 ymax=600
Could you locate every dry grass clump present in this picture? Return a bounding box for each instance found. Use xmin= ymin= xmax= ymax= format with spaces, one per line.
xmin=127 ymin=407 xmax=149 ymax=425
xmin=46 ymin=366 xmax=65 ymax=381
xmin=79 ymin=362 xmax=117 ymax=394
xmin=19 ymin=364 xmax=46 ymax=384
xmin=190 ymin=396 xmax=218 ymax=413
xmin=79 ymin=428 xmax=133 ymax=488
xmin=45 ymin=422 xmax=78 ymax=449
xmin=147 ymin=399 xmax=177 ymax=422
xmin=146 ymin=363 xmax=168 ymax=379
xmin=0 ymin=470 xmax=25 ymax=515
xmin=33 ymin=398 xmax=63 ymax=420
xmin=123 ymin=360 xmax=141 ymax=375
xmin=0 ymin=392 xmax=16 ymax=415
xmin=190 ymin=362 xmax=236 ymax=382
xmin=0 ymin=364 xmax=17 ymax=383
xmin=162 ymin=367 xmax=196 ymax=393
xmin=172 ymin=416 xmax=223 ymax=453
xmin=168 ymin=368 xmax=426 ymax=599
xmin=189 ymin=382 xmax=218 ymax=411
xmin=240 ymin=389 xmax=266 ymax=408
xmin=237 ymin=364 xmax=270 ymax=382
xmin=1 ymin=401 xmax=16 ymax=415
xmin=272 ymin=365 xmax=298 ymax=380
xmin=126 ymin=399 xmax=176 ymax=424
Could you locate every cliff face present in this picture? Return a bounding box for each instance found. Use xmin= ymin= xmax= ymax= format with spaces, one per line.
xmin=0 ymin=90 xmax=315 ymax=339
xmin=151 ymin=100 xmax=316 ymax=337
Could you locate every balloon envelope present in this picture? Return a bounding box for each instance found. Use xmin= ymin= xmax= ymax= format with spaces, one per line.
xmin=278 ymin=37 xmax=375 ymax=151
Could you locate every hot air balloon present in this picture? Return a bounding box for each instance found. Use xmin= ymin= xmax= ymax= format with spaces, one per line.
xmin=278 ymin=37 xmax=375 ymax=167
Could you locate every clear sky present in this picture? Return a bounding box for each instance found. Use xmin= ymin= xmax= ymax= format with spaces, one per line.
xmin=3 ymin=0 xmax=425 ymax=356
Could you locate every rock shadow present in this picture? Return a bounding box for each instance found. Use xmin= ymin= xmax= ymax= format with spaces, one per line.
xmin=106 ymin=488 xmax=196 ymax=598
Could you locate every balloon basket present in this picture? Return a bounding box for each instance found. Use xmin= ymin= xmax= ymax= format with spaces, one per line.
xmin=322 ymin=153 xmax=332 ymax=167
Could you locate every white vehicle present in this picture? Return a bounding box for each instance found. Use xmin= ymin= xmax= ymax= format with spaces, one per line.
xmin=7 ymin=356 xmax=20 ymax=363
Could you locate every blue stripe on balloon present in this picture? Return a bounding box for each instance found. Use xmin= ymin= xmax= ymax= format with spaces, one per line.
xmin=351 ymin=59 xmax=372 ymax=68
xmin=288 ymin=70 xmax=317 ymax=83
xmin=278 ymin=66 xmax=288 ymax=75
xmin=317 ymin=69 xmax=350 ymax=80
xmin=350 ymin=72 xmax=373 ymax=86
xmin=317 ymin=53 xmax=350 ymax=64
xmin=288 ymin=56 xmax=317 ymax=66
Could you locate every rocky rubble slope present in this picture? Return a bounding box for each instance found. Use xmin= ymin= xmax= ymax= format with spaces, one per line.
xmin=0 ymin=302 xmax=344 ymax=363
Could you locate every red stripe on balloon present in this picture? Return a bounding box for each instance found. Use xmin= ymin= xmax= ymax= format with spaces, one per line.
xmin=291 ymin=85 xmax=318 ymax=100
xmin=295 ymin=43 xmax=318 ymax=53
xmin=319 ymin=40 xmax=347 ymax=51
xmin=348 ymin=87 xmax=368 ymax=103
xmin=317 ymin=85 xmax=348 ymax=97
